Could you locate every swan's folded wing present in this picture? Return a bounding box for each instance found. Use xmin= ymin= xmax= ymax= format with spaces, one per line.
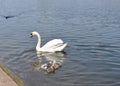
xmin=41 ymin=39 xmax=64 ymax=49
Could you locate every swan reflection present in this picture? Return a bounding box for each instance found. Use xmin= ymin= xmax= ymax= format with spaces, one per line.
xmin=32 ymin=52 xmax=66 ymax=73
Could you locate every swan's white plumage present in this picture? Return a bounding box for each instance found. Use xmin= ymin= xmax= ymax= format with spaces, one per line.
xmin=42 ymin=39 xmax=64 ymax=49
xmin=30 ymin=31 xmax=67 ymax=52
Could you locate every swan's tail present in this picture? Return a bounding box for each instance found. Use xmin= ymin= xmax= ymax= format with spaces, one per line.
xmin=55 ymin=43 xmax=67 ymax=52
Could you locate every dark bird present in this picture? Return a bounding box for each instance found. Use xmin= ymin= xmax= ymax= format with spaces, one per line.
xmin=4 ymin=16 xmax=15 ymax=19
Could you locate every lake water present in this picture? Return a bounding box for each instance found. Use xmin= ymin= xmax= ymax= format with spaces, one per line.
xmin=0 ymin=0 xmax=120 ymax=86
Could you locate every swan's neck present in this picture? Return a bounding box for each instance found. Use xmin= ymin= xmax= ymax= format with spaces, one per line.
xmin=36 ymin=33 xmax=41 ymax=50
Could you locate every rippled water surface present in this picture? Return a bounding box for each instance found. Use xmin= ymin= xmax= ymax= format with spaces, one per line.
xmin=0 ymin=0 xmax=120 ymax=86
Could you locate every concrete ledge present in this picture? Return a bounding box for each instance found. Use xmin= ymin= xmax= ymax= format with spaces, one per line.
xmin=0 ymin=62 xmax=25 ymax=86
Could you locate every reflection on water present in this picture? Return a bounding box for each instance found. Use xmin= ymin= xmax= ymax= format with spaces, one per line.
xmin=32 ymin=52 xmax=66 ymax=74
xmin=1 ymin=0 xmax=120 ymax=86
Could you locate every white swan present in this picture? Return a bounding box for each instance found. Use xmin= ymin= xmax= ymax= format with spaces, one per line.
xmin=30 ymin=31 xmax=67 ymax=52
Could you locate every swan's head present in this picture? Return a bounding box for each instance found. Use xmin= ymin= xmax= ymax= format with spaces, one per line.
xmin=30 ymin=31 xmax=39 ymax=38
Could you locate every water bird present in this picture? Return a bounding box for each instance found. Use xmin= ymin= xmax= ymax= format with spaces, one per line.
xmin=41 ymin=63 xmax=52 ymax=70
xmin=30 ymin=31 xmax=67 ymax=52
xmin=53 ymin=62 xmax=62 ymax=69
xmin=41 ymin=62 xmax=61 ymax=73
xmin=1 ymin=10 xmax=36 ymax=19
xmin=3 ymin=15 xmax=15 ymax=19
xmin=41 ymin=62 xmax=55 ymax=73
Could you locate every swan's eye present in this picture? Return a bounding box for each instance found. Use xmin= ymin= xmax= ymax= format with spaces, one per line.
xmin=30 ymin=33 xmax=33 ymax=38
